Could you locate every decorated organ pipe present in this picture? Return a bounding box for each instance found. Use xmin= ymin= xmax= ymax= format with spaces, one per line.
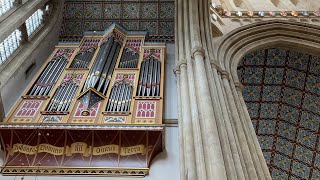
xmin=82 ymin=36 xmax=121 ymax=95
xmin=46 ymin=74 xmax=83 ymax=112
xmin=69 ymin=48 xmax=95 ymax=68
xmin=28 ymin=49 xmax=74 ymax=96
xmin=106 ymin=76 xmax=133 ymax=112
xmin=118 ymin=48 xmax=139 ymax=68
xmin=69 ymin=38 xmax=100 ymax=69
xmin=137 ymin=50 xmax=161 ymax=97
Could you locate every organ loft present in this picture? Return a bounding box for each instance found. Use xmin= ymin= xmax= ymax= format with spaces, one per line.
xmin=0 ymin=0 xmax=320 ymax=180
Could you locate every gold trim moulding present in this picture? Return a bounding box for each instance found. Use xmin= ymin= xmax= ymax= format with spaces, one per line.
xmin=41 ymin=111 xmax=69 ymax=115
xmin=0 ymin=123 xmax=166 ymax=130
xmin=1 ymin=166 xmax=149 ymax=177
xmin=21 ymin=95 xmax=50 ymax=99
xmin=115 ymin=68 xmax=139 ymax=70
xmin=102 ymin=111 xmax=131 ymax=115
xmin=134 ymin=96 xmax=161 ymax=100
xmin=65 ymin=68 xmax=89 ymax=70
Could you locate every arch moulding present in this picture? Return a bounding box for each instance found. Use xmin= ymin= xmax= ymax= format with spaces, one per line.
xmin=215 ymin=20 xmax=320 ymax=83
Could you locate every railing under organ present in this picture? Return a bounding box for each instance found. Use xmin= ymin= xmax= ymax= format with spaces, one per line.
xmin=0 ymin=23 xmax=165 ymax=176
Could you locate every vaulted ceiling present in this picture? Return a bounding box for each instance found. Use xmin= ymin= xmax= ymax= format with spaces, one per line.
xmin=238 ymin=48 xmax=320 ymax=179
xmin=60 ymin=0 xmax=175 ymax=42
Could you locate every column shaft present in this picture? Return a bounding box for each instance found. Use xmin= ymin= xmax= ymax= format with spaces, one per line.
xmin=180 ymin=63 xmax=197 ymax=180
xmin=193 ymin=50 xmax=227 ymax=180
xmin=234 ymin=84 xmax=272 ymax=179
xmin=175 ymin=71 xmax=186 ymax=180
xmin=222 ymin=76 xmax=259 ymax=179
xmin=205 ymin=58 xmax=237 ymax=180
xmin=211 ymin=65 xmax=246 ymax=180
xmin=218 ymin=71 xmax=250 ymax=180
xmin=230 ymin=81 xmax=266 ymax=179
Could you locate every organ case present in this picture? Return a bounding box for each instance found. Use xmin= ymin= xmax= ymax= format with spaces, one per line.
xmin=0 ymin=23 xmax=165 ymax=177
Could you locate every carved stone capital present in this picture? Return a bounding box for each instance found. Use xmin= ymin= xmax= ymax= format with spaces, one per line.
xmin=173 ymin=67 xmax=181 ymax=76
xmin=234 ymin=82 xmax=244 ymax=92
xmin=191 ymin=46 xmax=205 ymax=58
xmin=220 ymin=70 xmax=230 ymax=80
xmin=216 ymin=66 xmax=224 ymax=74
xmin=177 ymin=59 xmax=187 ymax=68
xmin=210 ymin=60 xmax=220 ymax=70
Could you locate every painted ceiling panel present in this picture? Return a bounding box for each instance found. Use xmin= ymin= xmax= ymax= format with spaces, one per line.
xmin=238 ymin=48 xmax=320 ymax=180
xmin=60 ymin=0 xmax=175 ymax=42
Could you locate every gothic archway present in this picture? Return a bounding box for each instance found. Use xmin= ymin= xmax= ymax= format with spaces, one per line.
xmin=216 ymin=20 xmax=320 ymax=179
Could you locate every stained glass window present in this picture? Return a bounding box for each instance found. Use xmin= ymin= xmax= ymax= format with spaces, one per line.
xmin=26 ymin=9 xmax=44 ymax=37
xmin=0 ymin=29 xmax=22 ymax=65
xmin=0 ymin=0 xmax=15 ymax=17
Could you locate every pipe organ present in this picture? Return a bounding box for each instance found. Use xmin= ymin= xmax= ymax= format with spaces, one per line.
xmin=0 ymin=23 xmax=165 ymax=177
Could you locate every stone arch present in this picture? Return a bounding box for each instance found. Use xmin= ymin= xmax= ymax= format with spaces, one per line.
xmin=215 ymin=20 xmax=320 ymax=179
xmin=215 ymin=20 xmax=320 ymax=83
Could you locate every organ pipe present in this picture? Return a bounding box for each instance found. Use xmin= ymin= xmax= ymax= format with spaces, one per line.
xmin=137 ymin=57 xmax=161 ymax=97
xmin=29 ymin=56 xmax=68 ymax=96
xmin=83 ymin=37 xmax=121 ymax=95
xmin=118 ymin=48 xmax=139 ymax=68
xmin=69 ymin=48 xmax=96 ymax=69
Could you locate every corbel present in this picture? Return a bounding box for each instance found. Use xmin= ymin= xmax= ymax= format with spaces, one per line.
xmin=191 ymin=46 xmax=205 ymax=59
xmin=234 ymin=82 xmax=244 ymax=92
xmin=220 ymin=70 xmax=230 ymax=80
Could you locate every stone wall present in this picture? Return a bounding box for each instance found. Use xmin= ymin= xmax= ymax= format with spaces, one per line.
xmin=0 ymin=0 xmax=64 ymax=115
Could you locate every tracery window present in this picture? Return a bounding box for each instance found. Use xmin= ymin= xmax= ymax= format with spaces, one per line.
xmin=0 ymin=0 xmax=15 ymax=17
xmin=0 ymin=29 xmax=22 ymax=65
xmin=26 ymin=9 xmax=44 ymax=37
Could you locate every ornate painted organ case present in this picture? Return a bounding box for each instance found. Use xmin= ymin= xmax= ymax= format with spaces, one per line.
xmin=0 ymin=23 xmax=165 ymax=177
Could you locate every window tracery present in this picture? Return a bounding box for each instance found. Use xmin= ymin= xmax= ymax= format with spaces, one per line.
xmin=0 ymin=29 xmax=22 ymax=65
xmin=26 ymin=9 xmax=44 ymax=37
xmin=0 ymin=0 xmax=15 ymax=17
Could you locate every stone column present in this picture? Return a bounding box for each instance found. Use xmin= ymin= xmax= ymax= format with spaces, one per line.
xmin=173 ymin=68 xmax=186 ymax=180
xmin=179 ymin=60 xmax=197 ymax=180
xmin=175 ymin=0 xmax=271 ymax=179
xmin=234 ymin=82 xmax=271 ymax=179
xmin=220 ymin=71 xmax=260 ymax=179
xmin=192 ymin=47 xmax=227 ymax=180
xmin=211 ymin=63 xmax=247 ymax=180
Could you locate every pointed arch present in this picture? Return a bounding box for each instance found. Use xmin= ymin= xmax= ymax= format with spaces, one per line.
xmin=216 ymin=20 xmax=320 ymax=83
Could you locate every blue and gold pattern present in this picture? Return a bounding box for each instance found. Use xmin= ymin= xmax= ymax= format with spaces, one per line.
xmin=238 ymin=48 xmax=320 ymax=180
xmin=61 ymin=0 xmax=175 ymax=42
